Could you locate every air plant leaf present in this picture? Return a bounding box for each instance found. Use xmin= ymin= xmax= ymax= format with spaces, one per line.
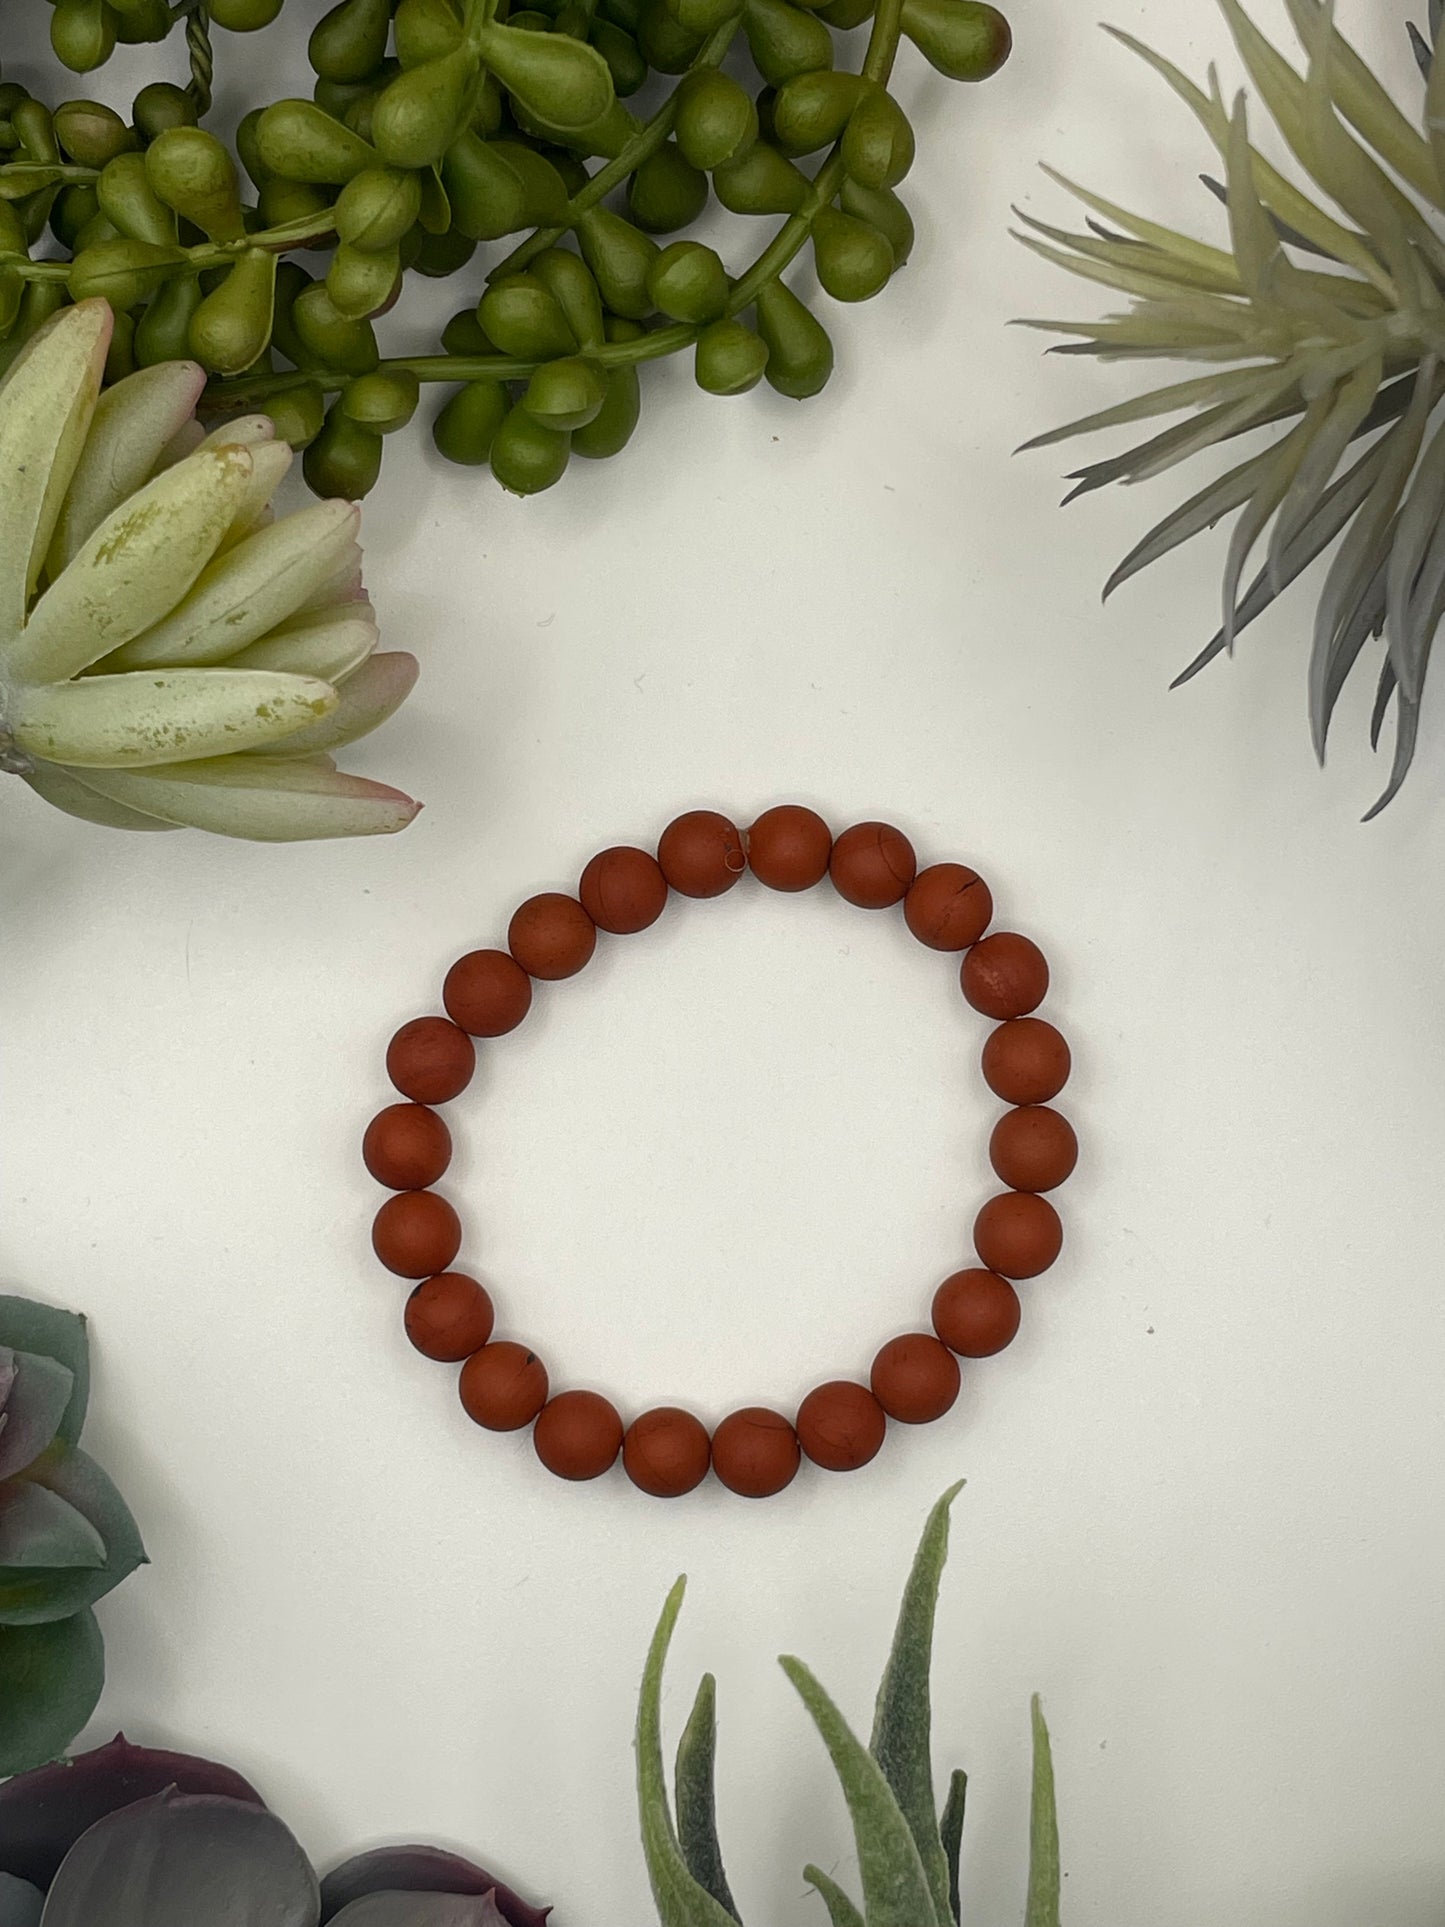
xmin=800 ymin=1866 xmax=865 ymax=1927
xmin=867 ymin=1481 xmax=962 ymax=1925
xmin=38 ymin=1791 xmax=321 ymax=1927
xmin=938 ymin=1770 xmax=966 ymax=1925
xmin=1024 ymin=1699 xmax=1060 ymax=1927
xmin=635 ymin=1580 xmax=743 ymax=1927
xmin=1025 ymin=1 xmax=1445 ymax=807
xmin=780 ymin=1657 xmax=947 ymax=1927
xmin=0 ymin=1611 xmax=104 ymax=1779
xmin=674 ymin=1675 xmax=742 ymax=1923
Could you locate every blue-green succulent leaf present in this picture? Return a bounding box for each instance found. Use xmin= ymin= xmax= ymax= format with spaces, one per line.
xmin=0 ymin=1482 xmax=105 ymax=1571
xmin=0 ymin=1353 xmax=74 ymax=1485
xmin=780 ymin=1656 xmax=946 ymax=1927
xmin=0 ymin=1301 xmax=88 ymax=1445
xmin=0 ymin=1873 xmax=43 ymax=1927
xmin=0 ymin=1609 xmax=104 ymax=1778
xmin=39 ymin=1790 xmax=321 ymax=1927
xmin=0 ymin=1448 xmax=145 ymax=1626
xmin=867 ymin=1481 xmax=963 ymax=1925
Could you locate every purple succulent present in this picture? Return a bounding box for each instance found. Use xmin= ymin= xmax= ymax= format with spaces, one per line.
xmin=0 ymin=1740 xmax=550 ymax=1927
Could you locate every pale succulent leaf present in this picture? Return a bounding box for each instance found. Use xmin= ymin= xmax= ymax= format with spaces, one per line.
xmin=780 ymin=1656 xmax=948 ymax=1927
xmin=198 ymin=414 xmax=277 ymax=452
xmin=100 ymin=501 xmax=362 ymax=670
xmin=21 ymin=763 xmax=179 ymax=831
xmin=48 ymin=360 xmax=208 ymax=573
xmin=40 ymin=1791 xmax=320 ymax=1927
xmin=635 ymin=1579 xmax=744 ymax=1927
xmin=1268 ymin=349 xmax=1382 ymax=577
xmin=0 ymin=301 xmax=111 ymax=652
xmin=69 ymin=758 xmax=420 ymax=841
xmin=1025 ymin=1698 xmax=1061 ymax=1927
xmin=939 ymin=1770 xmax=966 ymax=1925
xmin=10 ymin=445 xmax=256 ymax=686
xmin=218 ymin=439 xmax=293 ymax=551
xmin=151 ymin=420 xmax=206 ymax=474
xmin=1039 ymin=164 xmax=1246 ymax=282
xmin=11 ymin=669 xmax=337 ymax=768
xmin=254 ymin=652 xmax=415 ymax=757
xmin=868 ymin=1482 xmax=964 ymax=1926
xmin=674 ymin=1674 xmax=741 ymax=1923
xmin=1283 ymin=0 xmax=1441 ymax=201
xmin=225 ymin=609 xmax=377 ymax=683
xmin=801 ymin=1868 xmax=864 ymax=1927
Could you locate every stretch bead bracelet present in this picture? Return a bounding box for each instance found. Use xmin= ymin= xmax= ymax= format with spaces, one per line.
xmin=363 ymin=806 xmax=1078 ymax=1500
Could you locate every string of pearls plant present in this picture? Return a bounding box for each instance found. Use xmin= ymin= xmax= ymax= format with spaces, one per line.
xmin=3 ymin=0 xmax=1011 ymax=499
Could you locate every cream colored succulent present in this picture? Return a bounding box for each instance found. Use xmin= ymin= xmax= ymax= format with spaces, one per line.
xmin=0 ymin=300 xmax=419 ymax=839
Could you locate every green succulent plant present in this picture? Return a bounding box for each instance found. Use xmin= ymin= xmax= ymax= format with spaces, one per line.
xmin=1020 ymin=0 xmax=1445 ymax=813
xmin=0 ymin=1293 xmax=145 ymax=1779
xmin=0 ymin=296 xmax=420 ymax=839
xmin=636 ymin=1483 xmax=1062 ymax=1927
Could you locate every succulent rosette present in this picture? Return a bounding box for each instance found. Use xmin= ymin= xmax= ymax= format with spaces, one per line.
xmin=0 ymin=299 xmax=420 ymax=840
xmin=0 ymin=1295 xmax=145 ymax=1780
xmin=0 ymin=1735 xmax=551 ymax=1926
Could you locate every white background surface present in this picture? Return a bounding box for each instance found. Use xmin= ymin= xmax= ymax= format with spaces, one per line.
xmin=4 ymin=1 xmax=1445 ymax=1921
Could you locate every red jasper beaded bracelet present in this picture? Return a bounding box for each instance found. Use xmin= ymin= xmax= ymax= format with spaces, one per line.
xmin=362 ymin=806 xmax=1077 ymax=1499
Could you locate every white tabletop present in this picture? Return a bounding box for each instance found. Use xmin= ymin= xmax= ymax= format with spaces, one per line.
xmin=3 ymin=2 xmax=1443 ymax=1920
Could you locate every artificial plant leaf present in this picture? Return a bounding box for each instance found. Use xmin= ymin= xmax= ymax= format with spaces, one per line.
xmin=0 ymin=1301 xmax=88 ymax=1446
xmin=0 ymin=1483 xmax=104 ymax=1573
xmin=1267 ymin=348 xmax=1382 ymax=574
xmin=1039 ymin=164 xmax=1247 ymax=282
xmin=800 ymin=1866 xmax=864 ymax=1927
xmin=10 ymin=671 xmax=338 ymax=770
xmin=0 ymin=1876 xmax=42 ymax=1927
xmin=71 ymin=758 xmax=420 ymax=841
xmin=1409 ymin=19 xmax=1432 ymax=82
xmin=674 ymin=1674 xmax=741 ymax=1924
xmin=1024 ymin=1698 xmax=1060 ymax=1927
xmin=1385 ymin=411 xmax=1445 ymax=699
xmin=0 ymin=1735 xmax=265 ymax=1892
xmin=635 ymin=1579 xmax=742 ymax=1927
xmin=1311 ymin=553 xmax=1386 ymax=757
xmin=1013 ymin=211 xmax=1244 ymax=295
xmin=1104 ymin=446 xmax=1274 ymax=598
xmin=1017 ymin=363 xmax=1291 ymax=455
xmin=779 ymin=1656 xmax=946 ymax=1927
xmin=0 ymin=1353 xmax=74 ymax=1484
xmin=1220 ymin=392 xmax=1329 ymax=651
xmin=49 ymin=360 xmax=209 ymax=573
xmin=40 ymin=1791 xmax=320 ymax=1927
xmin=257 ymin=654 xmax=418 ymax=758
xmin=1282 ymin=0 xmax=1439 ymax=200
xmin=225 ymin=606 xmax=377 ymax=684
xmin=0 ymin=1446 xmax=146 ymax=1627
xmin=101 ymin=501 xmax=362 ymax=670
xmin=1364 ymin=664 xmax=1419 ymax=819
xmin=867 ymin=1481 xmax=961 ymax=1926
xmin=318 ymin=1847 xmax=548 ymax=1927
xmin=12 ymin=445 xmax=257 ymax=687
xmin=0 ymin=301 xmax=111 ymax=650
xmin=21 ymin=765 xmax=179 ymax=833
xmin=939 ymin=1770 xmax=966 ymax=1926
xmin=0 ymin=1610 xmax=103 ymax=1778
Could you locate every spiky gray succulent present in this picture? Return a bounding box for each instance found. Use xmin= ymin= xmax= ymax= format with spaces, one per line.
xmin=0 ymin=1734 xmax=550 ymax=1927
xmin=636 ymin=1484 xmax=1062 ymax=1927
xmin=0 ymin=1295 xmax=145 ymax=1780
xmin=1020 ymin=0 xmax=1445 ymax=813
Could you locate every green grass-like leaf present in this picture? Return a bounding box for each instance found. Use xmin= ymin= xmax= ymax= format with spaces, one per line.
xmin=1025 ymin=1697 xmax=1061 ymax=1927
